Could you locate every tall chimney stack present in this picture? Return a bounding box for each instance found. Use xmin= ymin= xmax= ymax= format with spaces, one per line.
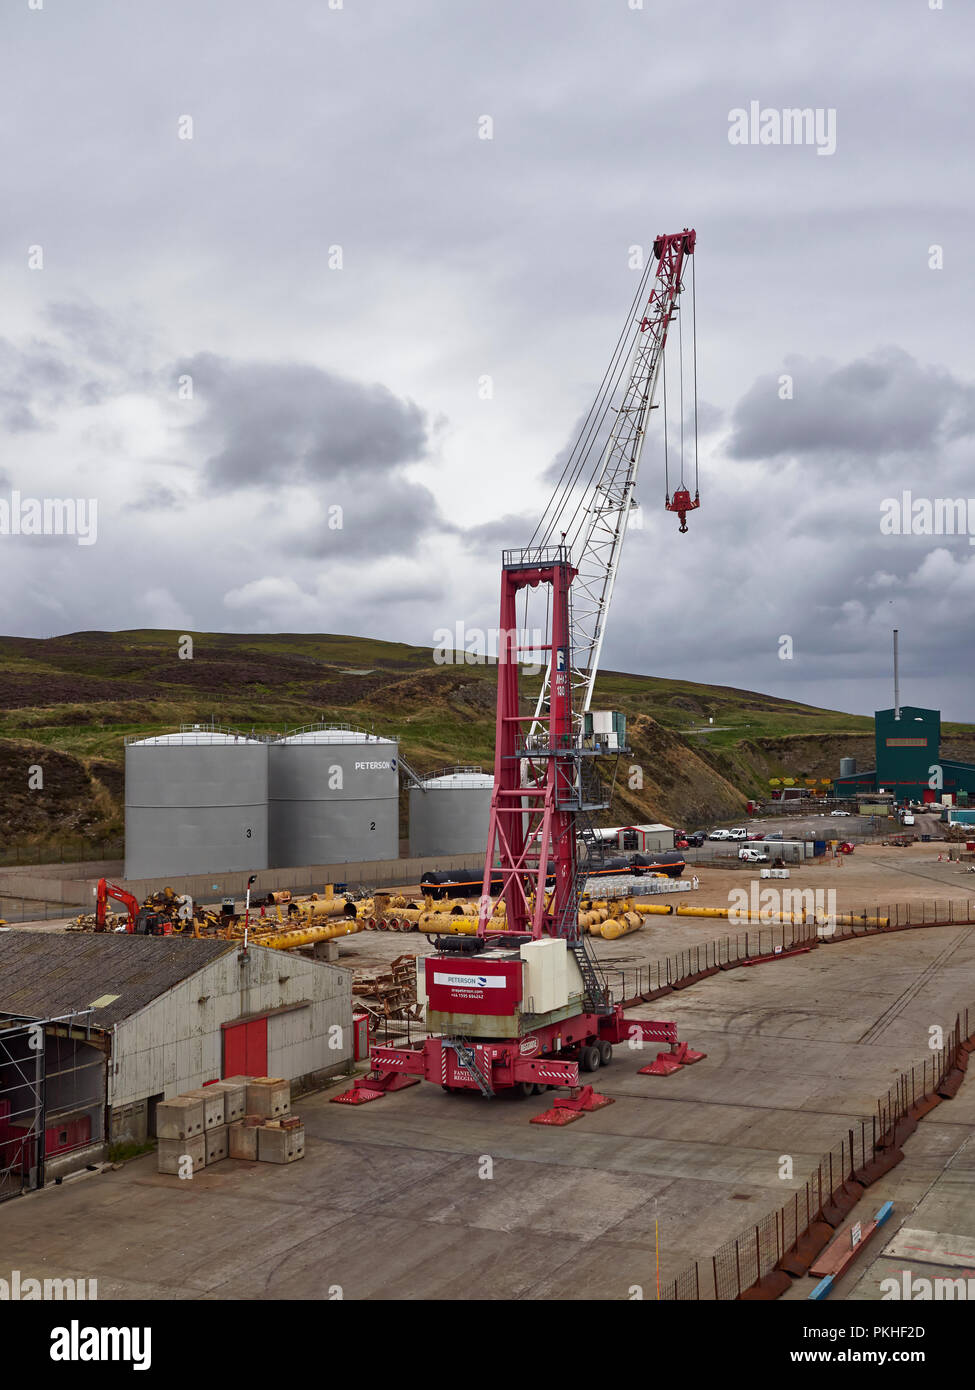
xmin=893 ymin=628 xmax=900 ymax=720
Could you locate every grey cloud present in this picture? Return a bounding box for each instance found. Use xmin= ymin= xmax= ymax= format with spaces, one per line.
xmin=728 ymin=349 xmax=975 ymax=461
xmin=180 ymin=353 xmax=429 ymax=494
xmin=462 ymin=512 xmax=540 ymax=554
xmin=289 ymin=475 xmax=443 ymax=560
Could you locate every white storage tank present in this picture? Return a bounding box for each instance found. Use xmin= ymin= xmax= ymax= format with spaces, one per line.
xmin=408 ymin=767 xmax=494 ymax=857
xmin=269 ymin=725 xmax=399 ymax=868
xmin=124 ymin=728 xmax=268 ymax=879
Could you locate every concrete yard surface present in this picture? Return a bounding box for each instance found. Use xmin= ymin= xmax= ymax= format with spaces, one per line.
xmin=2 ymin=920 xmax=975 ymax=1299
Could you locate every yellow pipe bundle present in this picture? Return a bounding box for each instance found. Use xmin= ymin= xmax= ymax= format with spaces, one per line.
xmin=389 ymin=906 xmax=422 ymax=925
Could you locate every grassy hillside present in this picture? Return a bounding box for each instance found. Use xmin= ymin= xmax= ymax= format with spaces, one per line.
xmin=1 ymin=629 xmax=966 ymax=857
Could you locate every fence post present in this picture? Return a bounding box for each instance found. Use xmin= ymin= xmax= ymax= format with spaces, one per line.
xmin=712 ymin=1254 xmax=718 ymax=1301
xmin=734 ymin=1238 xmax=741 ymax=1298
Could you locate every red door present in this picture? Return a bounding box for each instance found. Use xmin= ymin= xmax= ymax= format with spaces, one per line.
xmin=223 ymin=1017 xmax=268 ymax=1077
xmin=923 ymin=789 xmax=936 ymax=804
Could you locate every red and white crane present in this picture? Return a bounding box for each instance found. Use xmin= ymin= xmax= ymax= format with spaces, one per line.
xmin=335 ymin=230 xmax=703 ymax=1108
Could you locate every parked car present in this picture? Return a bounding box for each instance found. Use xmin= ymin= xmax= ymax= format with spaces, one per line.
xmin=739 ymin=846 xmax=770 ymax=862
xmin=728 ymin=828 xmax=749 ymax=840
xmin=708 ymin=829 xmax=732 ymax=840
xmin=684 ymin=831 xmax=706 ymax=847
xmin=763 ymin=832 xmax=784 ymax=841
xmin=830 ymin=810 xmax=851 ymax=816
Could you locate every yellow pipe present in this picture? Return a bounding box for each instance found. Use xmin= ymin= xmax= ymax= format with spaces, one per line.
xmin=675 ymin=906 xmax=730 ymax=918
xmin=418 ymin=914 xmax=478 ymax=935
xmin=600 ymin=914 xmax=643 ymax=940
xmin=632 ymin=903 xmax=673 ymax=916
xmin=255 ymin=919 xmax=362 ymax=950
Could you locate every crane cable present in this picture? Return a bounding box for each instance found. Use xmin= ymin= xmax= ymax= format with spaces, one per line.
xmin=530 ymin=254 xmax=656 ymax=551
xmin=692 ymin=250 xmax=699 ymax=498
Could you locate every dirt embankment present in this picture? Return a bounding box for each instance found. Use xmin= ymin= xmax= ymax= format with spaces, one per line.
xmin=0 ymin=740 xmax=122 ymax=846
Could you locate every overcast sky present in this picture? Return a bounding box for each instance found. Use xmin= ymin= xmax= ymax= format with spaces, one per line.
xmin=1 ymin=0 xmax=973 ymax=717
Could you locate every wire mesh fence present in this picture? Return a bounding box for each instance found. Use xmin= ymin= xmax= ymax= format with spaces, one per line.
xmin=610 ymin=902 xmax=975 ymax=1009
xmin=0 ymin=841 xmax=124 ymax=868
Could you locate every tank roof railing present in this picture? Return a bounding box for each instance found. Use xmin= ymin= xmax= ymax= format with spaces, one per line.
xmin=422 ymin=764 xmax=487 ymax=782
xmin=278 ymin=720 xmax=393 ymax=741
xmin=124 ymin=723 xmax=265 ymax=746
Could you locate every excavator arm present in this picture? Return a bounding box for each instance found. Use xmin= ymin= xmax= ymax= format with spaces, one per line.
xmin=95 ymin=878 xmax=142 ymax=933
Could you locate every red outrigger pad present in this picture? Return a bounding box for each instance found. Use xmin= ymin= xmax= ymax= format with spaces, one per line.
xmin=638 ymin=1040 xmax=707 ymax=1076
xmin=331 ymin=1072 xmax=421 ymax=1105
xmin=530 ymin=1084 xmax=613 ymax=1125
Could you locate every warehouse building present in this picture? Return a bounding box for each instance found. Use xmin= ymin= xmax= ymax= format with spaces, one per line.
xmin=833 ymin=705 xmax=975 ymax=804
xmin=0 ymin=933 xmax=351 ymax=1196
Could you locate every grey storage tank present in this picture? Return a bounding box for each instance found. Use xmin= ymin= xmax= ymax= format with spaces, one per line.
xmin=269 ymin=725 xmax=399 ymax=868
xmin=839 ymin=757 xmax=857 ymax=778
xmin=124 ymin=728 xmax=268 ymax=879
xmin=408 ymin=767 xmax=494 ymax=857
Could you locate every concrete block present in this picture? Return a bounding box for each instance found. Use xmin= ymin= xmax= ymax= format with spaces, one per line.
xmin=228 ymin=1119 xmax=261 ymax=1161
xmin=156 ymin=1096 xmax=204 ymax=1142
xmin=209 ymin=1081 xmax=246 ymax=1124
xmin=184 ymin=1088 xmax=225 ymax=1130
xmin=157 ymin=1134 xmax=205 ymax=1175
xmin=222 ymin=1075 xmax=253 ymax=1088
xmin=257 ymin=1124 xmax=304 ymax=1164
xmin=204 ymin=1125 xmax=229 ymax=1165
xmin=246 ymin=1077 xmax=291 ymax=1118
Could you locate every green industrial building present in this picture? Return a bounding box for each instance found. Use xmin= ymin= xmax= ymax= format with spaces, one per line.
xmin=833 ymin=705 xmax=975 ymax=804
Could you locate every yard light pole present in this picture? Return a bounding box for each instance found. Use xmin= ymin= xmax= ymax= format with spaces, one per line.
xmin=244 ymin=874 xmax=257 ymax=949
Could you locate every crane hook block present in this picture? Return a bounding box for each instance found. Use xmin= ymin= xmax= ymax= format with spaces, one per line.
xmin=665 ymin=488 xmax=700 ymax=533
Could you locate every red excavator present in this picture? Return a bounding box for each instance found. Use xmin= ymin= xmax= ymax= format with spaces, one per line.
xmin=95 ymin=879 xmax=174 ymax=935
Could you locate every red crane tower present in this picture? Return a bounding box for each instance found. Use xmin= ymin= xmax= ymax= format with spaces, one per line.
xmin=335 ymin=230 xmax=704 ymax=1109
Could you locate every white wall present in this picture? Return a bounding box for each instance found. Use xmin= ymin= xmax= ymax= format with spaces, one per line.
xmin=108 ymin=945 xmax=351 ymax=1107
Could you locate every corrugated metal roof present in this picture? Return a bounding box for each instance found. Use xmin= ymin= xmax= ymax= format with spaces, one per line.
xmin=0 ymin=933 xmax=237 ymax=1028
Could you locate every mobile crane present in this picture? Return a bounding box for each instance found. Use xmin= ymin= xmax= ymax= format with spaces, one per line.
xmin=336 ymin=230 xmax=704 ymax=1107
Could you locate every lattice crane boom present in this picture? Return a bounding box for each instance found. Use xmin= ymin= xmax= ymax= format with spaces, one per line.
xmin=530 ymin=229 xmax=697 ymax=732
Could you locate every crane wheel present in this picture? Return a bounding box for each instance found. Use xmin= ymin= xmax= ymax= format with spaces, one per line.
xmin=513 ymin=1081 xmax=535 ymax=1099
xmin=579 ymin=1045 xmax=600 ymax=1073
xmin=597 ymin=1040 xmax=613 ymax=1067
xmin=532 ymin=1082 xmax=547 ymax=1095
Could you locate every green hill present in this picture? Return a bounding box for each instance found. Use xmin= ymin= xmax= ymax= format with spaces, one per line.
xmin=2 ymin=629 xmax=972 ymax=860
